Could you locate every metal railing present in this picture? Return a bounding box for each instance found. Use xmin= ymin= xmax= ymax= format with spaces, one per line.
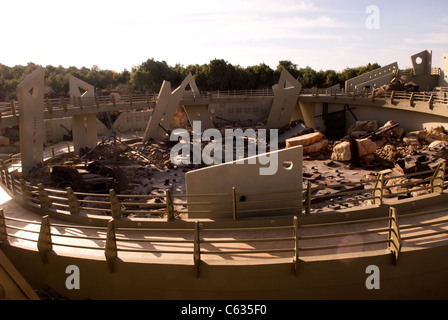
xmin=0 ymin=155 xmax=446 ymax=221
xmin=1 ymin=87 xmax=447 ymax=123
xmin=3 ymin=203 xmax=448 ymax=276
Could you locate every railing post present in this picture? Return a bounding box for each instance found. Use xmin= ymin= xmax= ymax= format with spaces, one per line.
xmin=2 ymin=161 xmax=10 ymax=190
xmin=388 ymin=207 xmax=401 ymax=265
xmin=373 ymin=173 xmax=384 ymax=205
xmin=66 ymin=142 xmax=71 ymax=153
xmin=20 ymin=179 xmax=30 ymax=199
xmin=60 ymin=97 xmax=67 ymax=112
xmin=194 ymin=221 xmax=200 ymax=278
xmin=67 ymin=187 xmax=80 ymax=214
xmin=95 ymin=94 xmax=100 ymax=108
xmin=429 ymin=93 xmax=434 ymax=109
xmin=232 ymin=187 xmax=237 ymax=221
xmin=305 ymin=182 xmax=311 ymax=215
xmin=409 ymin=92 xmax=415 ymax=107
xmin=111 ymin=94 xmax=116 ymax=108
xmin=38 ymin=183 xmax=51 ymax=208
xmin=390 ymin=91 xmax=395 ymax=104
xmin=45 ymin=98 xmax=53 ymax=114
xmin=0 ymin=209 xmax=7 ymax=243
xmin=293 ymin=216 xmax=299 ymax=275
xmin=0 ymin=161 xmax=5 ymax=186
xmin=166 ymin=189 xmax=174 ymax=221
xmin=37 ymin=215 xmax=52 ymax=264
xmin=109 ymin=189 xmax=122 ymax=218
xmin=431 ymin=162 xmax=445 ymax=194
xmin=10 ymin=100 xmax=16 ymax=117
xmin=78 ymin=96 xmax=84 ymax=110
xmin=105 ymin=219 xmax=117 ymax=273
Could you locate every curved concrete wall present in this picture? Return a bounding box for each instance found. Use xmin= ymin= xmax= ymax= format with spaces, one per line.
xmin=2 ymin=242 xmax=448 ymax=300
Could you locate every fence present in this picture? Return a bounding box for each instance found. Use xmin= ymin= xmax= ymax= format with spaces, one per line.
xmin=0 ymin=154 xmax=446 ymax=221
xmin=3 ymin=202 xmax=448 ymax=276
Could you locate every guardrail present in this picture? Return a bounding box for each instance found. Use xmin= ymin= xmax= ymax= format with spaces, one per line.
xmin=2 ymin=204 xmax=448 ymax=276
xmin=0 ymin=153 xmax=446 ymax=222
xmin=1 ymin=87 xmax=447 ymax=123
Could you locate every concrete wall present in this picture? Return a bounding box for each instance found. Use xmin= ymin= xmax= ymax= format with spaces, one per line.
xmin=2 ymin=241 xmax=448 ymax=300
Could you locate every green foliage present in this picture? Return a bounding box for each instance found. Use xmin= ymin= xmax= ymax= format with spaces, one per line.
xmin=0 ymin=59 xmax=382 ymax=101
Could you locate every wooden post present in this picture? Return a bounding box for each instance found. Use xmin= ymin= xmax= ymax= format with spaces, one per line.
xmin=0 ymin=209 xmax=7 ymax=243
xmin=45 ymin=98 xmax=53 ymax=114
xmin=78 ymin=96 xmax=83 ymax=110
xmin=19 ymin=179 xmax=30 ymax=199
xmin=109 ymin=189 xmax=122 ymax=218
xmin=431 ymin=163 xmax=445 ymax=194
xmin=373 ymin=173 xmax=384 ymax=205
xmin=105 ymin=219 xmax=117 ymax=273
xmin=37 ymin=215 xmax=52 ymax=264
xmin=293 ymin=216 xmax=299 ymax=275
xmin=67 ymin=187 xmax=80 ymax=214
xmin=305 ymin=182 xmax=311 ymax=215
xmin=60 ymin=96 xmax=67 ymax=112
xmin=409 ymin=92 xmax=415 ymax=107
xmin=388 ymin=207 xmax=401 ymax=265
xmin=194 ymin=221 xmax=200 ymax=278
xmin=10 ymin=100 xmax=16 ymax=117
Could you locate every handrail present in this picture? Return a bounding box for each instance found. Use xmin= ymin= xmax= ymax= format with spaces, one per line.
xmin=1 ymin=204 xmax=448 ymax=275
xmin=1 ymin=87 xmax=447 ymax=122
xmin=0 ymin=156 xmax=446 ymax=221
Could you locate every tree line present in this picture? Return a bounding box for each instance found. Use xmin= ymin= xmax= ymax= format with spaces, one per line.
xmin=0 ymin=59 xmax=381 ymax=101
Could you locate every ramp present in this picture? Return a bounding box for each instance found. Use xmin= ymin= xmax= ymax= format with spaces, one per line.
xmin=0 ymin=248 xmax=39 ymax=300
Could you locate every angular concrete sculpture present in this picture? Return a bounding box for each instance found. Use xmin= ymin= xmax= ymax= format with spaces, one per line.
xmin=186 ymin=145 xmax=303 ymax=219
xmin=266 ymin=68 xmax=302 ymax=130
xmin=69 ymin=75 xmax=98 ymax=155
xmin=411 ymin=50 xmax=432 ymax=76
xmin=143 ymin=73 xmax=212 ymax=142
xmin=17 ymin=67 xmax=45 ymax=176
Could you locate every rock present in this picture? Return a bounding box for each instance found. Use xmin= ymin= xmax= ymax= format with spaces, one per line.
xmin=347 ymin=120 xmax=378 ymax=136
xmin=331 ymin=138 xmax=376 ymax=162
xmin=286 ymin=131 xmax=323 ymax=148
xmin=302 ymin=139 xmax=328 ymax=154
xmin=349 ymin=131 xmax=368 ymax=139
xmin=357 ymin=138 xmax=377 ymax=157
xmin=0 ymin=136 xmax=10 ymax=146
xmin=428 ymin=140 xmax=448 ymax=151
xmin=425 ymin=126 xmax=448 ymax=144
xmin=331 ymin=141 xmax=351 ymax=161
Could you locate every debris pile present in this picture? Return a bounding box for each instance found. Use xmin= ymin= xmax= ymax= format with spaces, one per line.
xmin=375 ymin=79 xmax=419 ymax=94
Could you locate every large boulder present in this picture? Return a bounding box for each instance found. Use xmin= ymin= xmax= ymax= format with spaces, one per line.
xmin=285 ymin=131 xmax=323 ymax=148
xmin=357 ymin=138 xmax=377 ymax=157
xmin=303 ymin=139 xmax=328 ymax=154
xmin=347 ymin=120 xmax=378 ymax=136
xmin=331 ymin=141 xmax=351 ymax=161
xmin=330 ymin=138 xmax=376 ymax=162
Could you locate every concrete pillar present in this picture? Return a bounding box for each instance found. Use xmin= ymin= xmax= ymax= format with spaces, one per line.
xmin=439 ymin=52 xmax=448 ymax=87
xmin=143 ymin=73 xmax=207 ymax=142
xmin=17 ymin=67 xmax=45 ymax=176
xmin=298 ymin=101 xmax=316 ymax=129
xmin=69 ymin=76 xmax=98 ymax=155
xmin=72 ymin=114 xmax=98 ymax=155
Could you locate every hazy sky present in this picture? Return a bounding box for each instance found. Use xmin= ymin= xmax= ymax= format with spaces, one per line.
xmin=1 ymin=0 xmax=447 ymax=72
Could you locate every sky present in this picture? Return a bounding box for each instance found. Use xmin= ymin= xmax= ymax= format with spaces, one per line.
xmin=1 ymin=0 xmax=447 ymax=72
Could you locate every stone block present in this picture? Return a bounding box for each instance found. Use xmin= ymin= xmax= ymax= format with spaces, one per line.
xmin=285 ymin=131 xmax=323 ymax=148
